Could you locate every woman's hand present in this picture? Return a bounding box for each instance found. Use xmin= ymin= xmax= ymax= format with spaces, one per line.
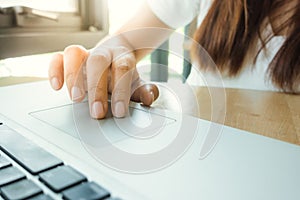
xmin=48 ymin=36 xmax=159 ymax=119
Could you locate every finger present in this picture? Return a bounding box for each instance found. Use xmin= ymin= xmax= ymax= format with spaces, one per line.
xmin=48 ymin=52 xmax=64 ymax=90
xmin=111 ymin=50 xmax=136 ymax=118
xmin=63 ymin=45 xmax=88 ymax=102
xmin=131 ymin=81 xmax=159 ymax=106
xmin=86 ymin=49 xmax=112 ymax=119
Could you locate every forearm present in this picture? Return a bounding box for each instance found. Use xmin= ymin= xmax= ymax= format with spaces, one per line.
xmin=116 ymin=1 xmax=174 ymax=62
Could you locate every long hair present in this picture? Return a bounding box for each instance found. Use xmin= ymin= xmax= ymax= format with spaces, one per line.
xmin=191 ymin=0 xmax=300 ymax=93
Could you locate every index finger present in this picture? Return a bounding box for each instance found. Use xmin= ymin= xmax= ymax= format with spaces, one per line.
xmin=111 ymin=49 xmax=136 ymax=118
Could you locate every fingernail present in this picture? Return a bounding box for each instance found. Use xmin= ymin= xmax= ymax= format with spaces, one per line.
xmin=114 ymin=101 xmax=126 ymax=118
xmin=71 ymin=86 xmax=82 ymax=101
xmin=92 ymin=101 xmax=104 ymax=118
xmin=141 ymin=91 xmax=155 ymax=106
xmin=51 ymin=77 xmax=60 ymax=90
xmin=150 ymin=91 xmax=155 ymax=103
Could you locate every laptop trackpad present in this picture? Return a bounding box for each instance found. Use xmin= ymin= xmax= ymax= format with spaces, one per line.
xmin=30 ymin=101 xmax=176 ymax=144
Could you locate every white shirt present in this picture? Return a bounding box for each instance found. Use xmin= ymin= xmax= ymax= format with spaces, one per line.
xmin=147 ymin=0 xmax=286 ymax=92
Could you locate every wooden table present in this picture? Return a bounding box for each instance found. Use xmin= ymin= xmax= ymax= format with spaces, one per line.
xmin=153 ymin=82 xmax=300 ymax=145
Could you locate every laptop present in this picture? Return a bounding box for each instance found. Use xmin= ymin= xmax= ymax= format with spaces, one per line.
xmin=1 ymin=80 xmax=300 ymax=200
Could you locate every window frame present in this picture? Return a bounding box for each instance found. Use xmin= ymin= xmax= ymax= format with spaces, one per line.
xmin=0 ymin=0 xmax=109 ymax=59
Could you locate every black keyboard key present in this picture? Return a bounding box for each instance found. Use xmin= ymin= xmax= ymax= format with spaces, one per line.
xmin=0 ymin=155 xmax=11 ymax=169
xmin=0 ymin=166 xmax=25 ymax=186
xmin=0 ymin=179 xmax=42 ymax=200
xmin=39 ymin=165 xmax=87 ymax=192
xmin=0 ymin=128 xmax=63 ymax=174
xmin=62 ymin=182 xmax=110 ymax=200
xmin=28 ymin=194 xmax=54 ymax=200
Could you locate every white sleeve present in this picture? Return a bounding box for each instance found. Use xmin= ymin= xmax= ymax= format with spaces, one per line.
xmin=147 ymin=0 xmax=200 ymax=29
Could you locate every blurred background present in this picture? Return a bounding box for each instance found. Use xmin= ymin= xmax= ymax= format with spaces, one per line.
xmin=0 ymin=0 xmax=188 ymax=86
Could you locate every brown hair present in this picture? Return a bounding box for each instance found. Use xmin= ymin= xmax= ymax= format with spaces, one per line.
xmin=191 ymin=0 xmax=300 ymax=93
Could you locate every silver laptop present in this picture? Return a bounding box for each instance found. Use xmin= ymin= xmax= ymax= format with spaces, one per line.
xmin=1 ymin=80 xmax=300 ymax=200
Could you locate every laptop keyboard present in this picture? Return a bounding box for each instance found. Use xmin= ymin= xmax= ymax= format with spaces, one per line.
xmin=0 ymin=122 xmax=121 ymax=200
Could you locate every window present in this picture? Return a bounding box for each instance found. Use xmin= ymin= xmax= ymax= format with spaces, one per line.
xmin=0 ymin=0 xmax=109 ymax=59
